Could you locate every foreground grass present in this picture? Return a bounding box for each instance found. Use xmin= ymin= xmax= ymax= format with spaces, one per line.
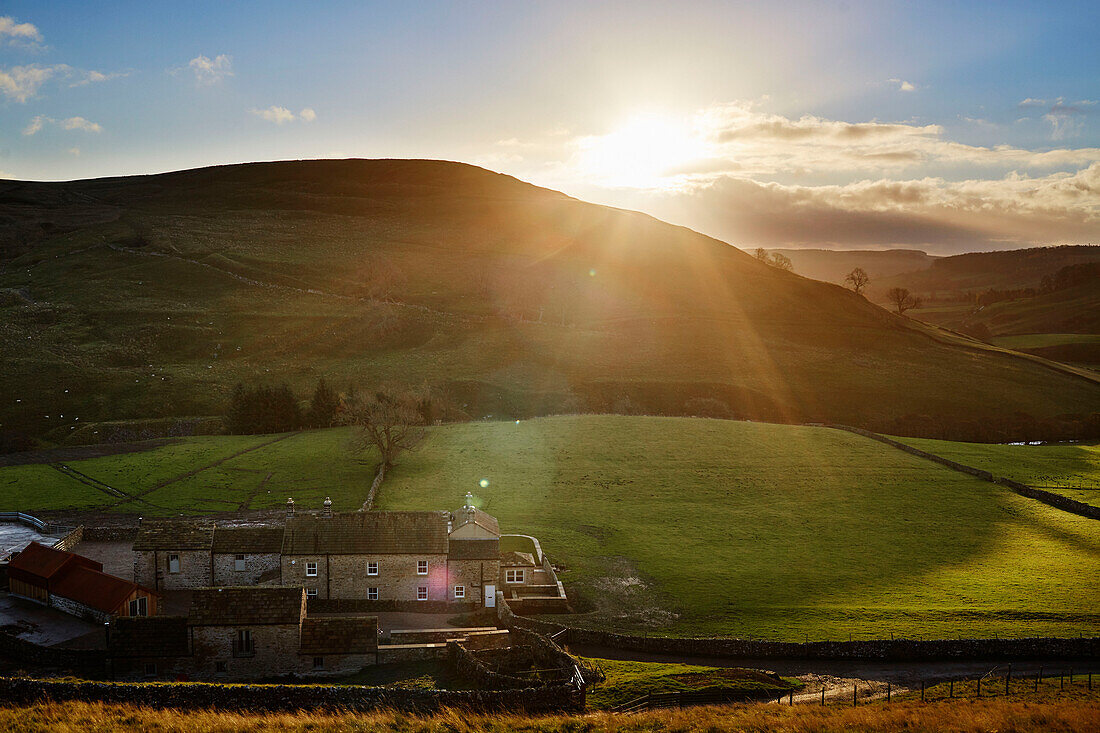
xmin=379 ymin=416 xmax=1100 ymax=640
xmin=899 ymin=436 xmax=1100 ymax=505
xmin=1 ymin=699 xmax=1098 ymax=733
xmin=582 ymin=657 xmax=799 ymax=710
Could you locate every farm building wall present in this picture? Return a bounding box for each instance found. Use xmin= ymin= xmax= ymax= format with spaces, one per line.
xmin=212 ymin=553 xmax=280 ymax=586
xmin=447 ymin=559 xmax=500 ymax=604
xmin=282 ymin=553 xmax=448 ymax=601
xmin=135 ymin=549 xmax=211 ymax=591
xmin=190 ymin=624 xmax=301 ymax=680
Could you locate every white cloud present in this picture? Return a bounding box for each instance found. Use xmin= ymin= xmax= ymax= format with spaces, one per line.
xmin=185 ymin=54 xmax=233 ymax=85
xmin=251 ymin=106 xmax=317 ymax=124
xmin=68 ymin=147 xmax=80 ymax=156
xmin=888 ymin=78 xmax=916 ymax=92
xmin=22 ymin=115 xmax=103 ymax=135
xmin=70 ymin=69 xmax=129 ymax=87
xmin=252 ymin=105 xmax=296 ymax=124
xmin=60 ymin=116 xmax=102 ymax=132
xmin=0 ymin=64 xmax=61 ymax=102
xmin=0 ymin=16 xmax=42 ymax=47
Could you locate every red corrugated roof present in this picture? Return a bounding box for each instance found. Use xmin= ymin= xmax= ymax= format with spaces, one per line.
xmin=51 ymin=565 xmax=149 ymax=614
xmin=7 ymin=541 xmax=100 ymax=582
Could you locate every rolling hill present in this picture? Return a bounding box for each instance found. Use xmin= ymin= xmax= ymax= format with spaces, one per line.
xmin=1 ymin=159 xmax=1098 ymax=442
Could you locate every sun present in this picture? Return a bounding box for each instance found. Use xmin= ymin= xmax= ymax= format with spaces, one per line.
xmin=576 ymin=112 xmax=710 ymax=189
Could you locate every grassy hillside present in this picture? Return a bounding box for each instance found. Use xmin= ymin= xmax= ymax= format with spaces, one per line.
xmin=896 ymin=436 xmax=1100 ymax=505
xmin=2 ymin=159 xmax=1097 ymax=443
xmin=764 ymin=248 xmax=937 ymax=285
xmin=912 ymin=284 xmax=1100 ymax=343
xmin=880 ymin=245 xmax=1100 ymax=295
xmin=3 ymin=417 xmax=1097 ymax=639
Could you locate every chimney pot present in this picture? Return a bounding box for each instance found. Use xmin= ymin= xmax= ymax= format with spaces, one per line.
xmin=322 ymin=497 xmax=333 ymax=518
xmin=286 ymin=498 xmax=295 ymax=518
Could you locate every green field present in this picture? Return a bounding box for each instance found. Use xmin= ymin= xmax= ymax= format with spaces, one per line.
xmin=897 ymin=436 xmax=1100 ymax=505
xmin=3 ymin=416 xmax=1097 ymax=640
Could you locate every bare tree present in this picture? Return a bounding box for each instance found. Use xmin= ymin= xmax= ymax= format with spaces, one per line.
xmin=886 ymin=287 xmax=922 ymax=315
xmin=340 ymin=386 xmax=426 ymax=470
xmin=754 ymin=247 xmax=770 ymax=262
xmin=770 ymin=252 xmax=793 ymax=271
xmin=845 ymin=267 xmax=870 ymax=295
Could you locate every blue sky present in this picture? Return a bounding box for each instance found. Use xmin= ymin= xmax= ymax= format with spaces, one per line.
xmin=2 ymin=1 xmax=1097 ymax=252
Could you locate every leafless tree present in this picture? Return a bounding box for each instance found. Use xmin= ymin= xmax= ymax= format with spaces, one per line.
xmin=886 ymin=287 xmax=922 ymax=315
xmin=770 ymin=252 xmax=793 ymax=271
xmin=845 ymin=267 xmax=870 ymax=295
xmin=340 ymin=386 xmax=426 ymax=470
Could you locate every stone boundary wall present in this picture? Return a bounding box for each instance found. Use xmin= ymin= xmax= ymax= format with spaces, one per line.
xmin=498 ymin=599 xmax=1099 ymax=662
xmin=0 ymin=633 xmax=105 ymax=673
xmin=0 ymin=675 xmax=583 ymax=714
xmin=361 ymin=463 xmax=387 ymax=511
xmin=82 ymin=524 xmax=139 ymax=542
xmin=826 ymin=424 xmax=1100 ymax=520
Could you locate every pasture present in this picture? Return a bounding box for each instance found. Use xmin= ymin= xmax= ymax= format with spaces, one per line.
xmin=1 ymin=416 xmax=1097 ymax=640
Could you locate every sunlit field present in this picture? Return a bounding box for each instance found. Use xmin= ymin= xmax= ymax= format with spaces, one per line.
xmin=3 ymin=416 xmax=1097 ymax=640
xmin=897 ymin=436 xmax=1100 ymax=505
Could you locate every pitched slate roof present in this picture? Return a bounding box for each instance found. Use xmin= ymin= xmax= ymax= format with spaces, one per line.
xmin=282 ymin=512 xmax=448 ymax=555
xmin=453 ymin=508 xmax=500 ymax=536
xmin=501 ymin=551 xmax=537 ymax=567
xmin=188 ymin=587 xmax=305 ymax=626
xmin=7 ymin=541 xmax=101 ymax=582
xmin=109 ymin=616 xmax=190 ymax=658
xmin=448 ymin=538 xmax=500 ymax=560
xmin=212 ymin=526 xmax=284 ymax=554
xmin=133 ymin=521 xmax=214 ymax=551
xmin=299 ymin=616 xmax=378 ymax=655
xmin=52 ymin=565 xmax=151 ymax=614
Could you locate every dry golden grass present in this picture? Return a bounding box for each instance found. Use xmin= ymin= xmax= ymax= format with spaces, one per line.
xmin=2 ymin=699 xmax=1098 ymax=733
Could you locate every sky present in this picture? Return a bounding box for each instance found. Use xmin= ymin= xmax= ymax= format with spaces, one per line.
xmin=1 ymin=1 xmax=1098 ymax=254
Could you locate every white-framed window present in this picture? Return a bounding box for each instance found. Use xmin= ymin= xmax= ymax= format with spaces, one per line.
xmin=167 ymin=554 xmax=180 ymax=574
xmin=505 ymin=569 xmax=525 ymax=584
xmin=143 ymin=662 xmax=157 ymax=678
xmin=312 ymin=656 xmax=324 ymax=670
xmin=306 ymin=589 xmax=318 ymax=599
xmin=417 ymin=586 xmax=428 ymax=601
xmin=367 ymin=561 xmax=378 ymax=576
xmin=454 ymin=585 xmax=465 ymax=599
xmin=416 ymin=560 xmax=428 ymax=575
xmin=367 ymin=587 xmax=378 ymax=600
xmin=128 ymin=597 xmax=148 ymax=617
xmin=305 ymin=561 xmax=318 ymax=577
xmin=234 ymin=554 xmax=246 ymax=572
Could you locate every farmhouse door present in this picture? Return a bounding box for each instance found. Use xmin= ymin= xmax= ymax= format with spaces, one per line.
xmin=484 ymin=584 xmax=496 ymax=607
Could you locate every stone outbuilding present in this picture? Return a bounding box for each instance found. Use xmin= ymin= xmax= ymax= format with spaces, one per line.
xmin=108 ymin=586 xmax=377 ymax=680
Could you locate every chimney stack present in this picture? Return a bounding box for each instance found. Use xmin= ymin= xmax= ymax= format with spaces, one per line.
xmin=464 ymin=491 xmax=475 ymax=521
xmin=286 ymin=497 xmax=295 ymax=518
xmin=322 ymin=496 xmax=333 ymax=519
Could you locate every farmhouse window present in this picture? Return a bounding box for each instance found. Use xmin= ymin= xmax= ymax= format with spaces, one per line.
xmin=506 ymin=569 xmax=525 ymax=584
xmin=306 ymin=561 xmax=318 ymax=577
xmin=215 ymin=661 xmax=227 ymax=674
xmin=234 ymin=629 xmax=254 ymax=657
xmin=367 ymin=561 xmax=378 ymax=576
xmin=306 ymin=589 xmax=318 ymax=599
xmin=234 ymin=554 xmax=246 ymax=572
xmin=454 ymin=585 xmax=465 ymax=599
xmin=143 ymin=663 xmax=157 ymax=678
xmin=417 ymin=586 xmax=428 ymax=601
xmin=167 ymin=554 xmax=180 ymax=574
xmin=313 ymin=656 xmax=324 ymax=670
xmin=128 ymin=597 xmax=148 ymax=617
xmin=367 ymin=587 xmax=378 ymax=600
xmin=417 ymin=560 xmax=428 ymax=575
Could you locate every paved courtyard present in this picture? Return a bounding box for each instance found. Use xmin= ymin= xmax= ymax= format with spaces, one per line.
xmin=0 ymin=592 xmax=100 ymax=647
xmin=0 ymin=523 xmax=57 ymax=561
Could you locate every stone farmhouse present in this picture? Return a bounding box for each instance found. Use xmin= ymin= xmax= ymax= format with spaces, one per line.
xmin=108 ymin=587 xmax=376 ymax=680
xmin=132 ymin=495 xmax=568 ymax=611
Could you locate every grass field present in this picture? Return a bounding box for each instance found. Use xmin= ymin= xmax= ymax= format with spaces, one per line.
xmin=2 ymin=416 xmax=1097 ymax=640
xmin=375 ymin=416 xmax=1100 ymax=640
xmin=2 ymin=697 xmax=1097 ymax=732
xmin=582 ymin=658 xmax=799 ymax=710
xmin=896 ymin=436 xmax=1100 ymax=505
